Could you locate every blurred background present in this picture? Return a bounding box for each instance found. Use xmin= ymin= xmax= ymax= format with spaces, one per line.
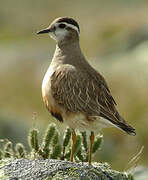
xmin=0 ymin=0 xmax=148 ymax=171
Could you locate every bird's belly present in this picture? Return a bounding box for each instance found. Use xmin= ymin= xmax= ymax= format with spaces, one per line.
xmin=64 ymin=113 xmax=114 ymax=133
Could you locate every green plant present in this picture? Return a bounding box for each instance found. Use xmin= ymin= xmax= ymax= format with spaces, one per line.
xmin=3 ymin=141 xmax=13 ymax=158
xmin=15 ymin=143 xmax=26 ymax=158
xmin=0 ymin=123 xmax=102 ymax=162
xmin=28 ymin=129 xmax=39 ymax=152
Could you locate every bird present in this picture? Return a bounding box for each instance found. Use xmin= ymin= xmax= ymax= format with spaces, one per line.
xmin=37 ymin=17 xmax=136 ymax=165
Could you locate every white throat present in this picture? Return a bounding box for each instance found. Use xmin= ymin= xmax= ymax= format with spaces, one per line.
xmin=49 ymin=30 xmax=67 ymax=43
xmin=49 ymin=22 xmax=80 ymax=43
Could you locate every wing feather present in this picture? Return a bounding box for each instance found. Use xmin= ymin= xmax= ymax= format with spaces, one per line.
xmin=50 ymin=64 xmax=135 ymax=135
xmin=50 ymin=65 xmax=100 ymax=116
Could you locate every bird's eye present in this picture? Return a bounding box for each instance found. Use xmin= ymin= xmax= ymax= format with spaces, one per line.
xmin=59 ymin=23 xmax=66 ymax=29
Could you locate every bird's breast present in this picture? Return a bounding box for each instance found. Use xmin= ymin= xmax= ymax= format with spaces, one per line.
xmin=42 ymin=65 xmax=63 ymax=122
xmin=42 ymin=66 xmax=55 ymax=106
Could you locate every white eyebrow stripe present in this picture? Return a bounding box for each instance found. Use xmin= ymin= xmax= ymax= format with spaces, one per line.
xmin=56 ymin=22 xmax=80 ymax=35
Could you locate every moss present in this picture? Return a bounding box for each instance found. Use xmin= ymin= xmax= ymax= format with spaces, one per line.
xmin=52 ymin=167 xmax=80 ymax=180
xmin=50 ymin=162 xmax=129 ymax=180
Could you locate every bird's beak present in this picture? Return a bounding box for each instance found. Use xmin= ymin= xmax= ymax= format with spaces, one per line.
xmin=36 ymin=26 xmax=55 ymax=35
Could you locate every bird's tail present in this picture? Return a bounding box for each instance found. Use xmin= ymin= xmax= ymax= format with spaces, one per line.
xmin=117 ymin=121 xmax=136 ymax=136
xmin=115 ymin=112 xmax=136 ymax=136
xmin=100 ymin=108 xmax=136 ymax=136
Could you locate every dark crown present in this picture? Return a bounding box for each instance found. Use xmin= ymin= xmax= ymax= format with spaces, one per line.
xmin=56 ymin=17 xmax=80 ymax=33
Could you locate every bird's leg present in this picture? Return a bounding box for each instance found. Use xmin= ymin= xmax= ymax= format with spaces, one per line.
xmin=70 ymin=129 xmax=76 ymax=162
xmin=88 ymin=131 xmax=95 ymax=165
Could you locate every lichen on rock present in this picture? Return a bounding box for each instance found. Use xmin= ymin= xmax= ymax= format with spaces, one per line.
xmin=0 ymin=158 xmax=129 ymax=180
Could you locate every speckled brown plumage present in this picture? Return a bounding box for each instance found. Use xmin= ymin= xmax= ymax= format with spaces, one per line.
xmin=39 ymin=17 xmax=136 ymax=137
xmin=50 ymin=63 xmax=135 ymax=135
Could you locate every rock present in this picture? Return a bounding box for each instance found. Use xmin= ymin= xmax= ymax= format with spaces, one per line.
xmin=0 ymin=158 xmax=129 ymax=180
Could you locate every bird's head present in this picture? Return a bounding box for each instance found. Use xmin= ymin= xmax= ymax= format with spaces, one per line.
xmin=37 ymin=17 xmax=80 ymax=45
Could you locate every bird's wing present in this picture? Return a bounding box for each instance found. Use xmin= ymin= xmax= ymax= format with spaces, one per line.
xmin=91 ymin=71 xmax=136 ymax=135
xmin=50 ymin=64 xmax=135 ymax=135
xmin=50 ymin=64 xmax=101 ymax=116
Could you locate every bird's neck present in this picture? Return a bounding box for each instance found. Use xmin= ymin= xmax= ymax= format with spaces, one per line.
xmin=51 ymin=41 xmax=84 ymax=66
